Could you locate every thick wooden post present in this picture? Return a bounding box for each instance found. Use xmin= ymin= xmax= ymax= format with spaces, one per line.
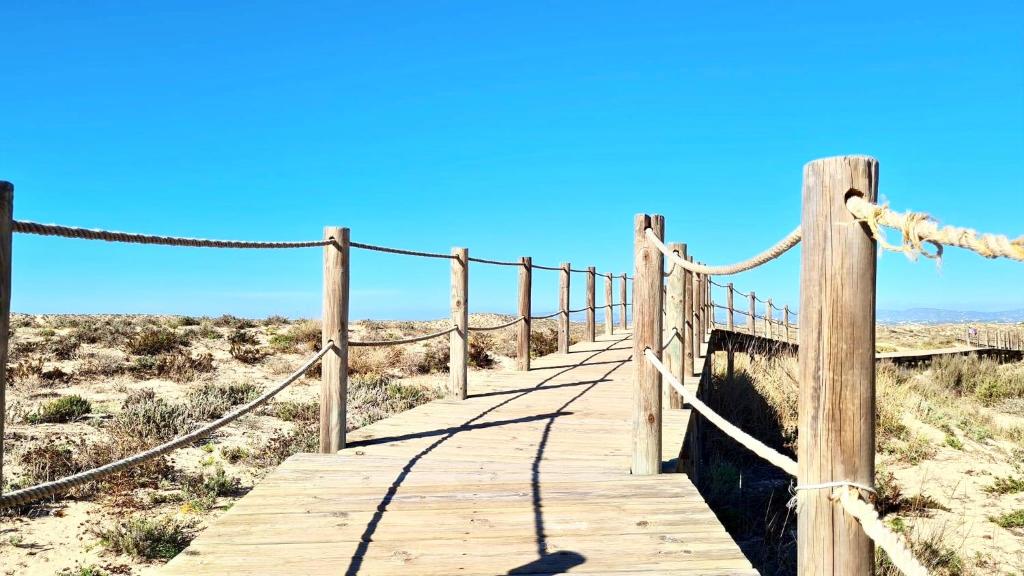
xmin=320 ymin=226 xmax=349 ymax=453
xmin=797 ymin=155 xmax=878 ymax=576
xmin=604 ymin=273 xmax=614 ymax=335
xmin=665 ymin=243 xmax=686 ymax=409
xmin=585 ymin=266 xmax=596 ymax=342
xmin=559 ymin=263 xmax=570 ymax=353
xmin=619 ymin=274 xmax=628 ymax=330
xmin=766 ymin=299 xmax=774 ymax=339
xmin=784 ymin=305 xmax=791 ymax=342
xmin=706 ymin=273 xmax=713 ymax=328
xmin=517 ymin=257 xmax=532 ymax=371
xmin=749 ymin=291 xmax=756 ymax=334
xmin=0 ymin=182 xmax=12 ymax=494
xmin=689 ymin=256 xmax=701 ymax=371
xmin=632 ymin=214 xmax=664 ymax=475
xmin=726 ymin=283 xmax=735 ymax=331
xmin=450 ymin=247 xmax=469 ymax=399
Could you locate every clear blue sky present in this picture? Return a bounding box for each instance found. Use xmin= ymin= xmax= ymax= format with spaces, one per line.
xmin=2 ymin=1 xmax=1021 ymax=320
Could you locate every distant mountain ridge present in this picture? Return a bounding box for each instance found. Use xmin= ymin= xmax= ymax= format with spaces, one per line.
xmin=877 ymin=308 xmax=1024 ymax=324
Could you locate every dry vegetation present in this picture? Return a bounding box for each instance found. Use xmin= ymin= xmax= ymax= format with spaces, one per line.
xmin=703 ymin=322 xmax=1024 ymax=575
xmin=0 ymin=312 xmax=565 ymax=576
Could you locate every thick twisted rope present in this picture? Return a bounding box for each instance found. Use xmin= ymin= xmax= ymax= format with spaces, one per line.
xmin=644 ymin=349 xmax=798 ymax=475
xmin=350 ymin=241 xmax=455 ymax=260
xmin=349 ymin=326 xmax=456 ymax=346
xmin=645 ymin=227 xmax=802 ymax=276
xmin=846 ymin=196 xmax=1024 ymax=262
xmin=0 ymin=346 xmax=331 ymax=509
xmin=530 ymin=311 xmax=563 ymax=320
xmin=645 ymin=349 xmax=927 ymax=576
xmin=468 ymin=316 xmax=525 ymax=331
xmin=837 ymin=488 xmax=930 ymax=576
xmin=13 ymin=221 xmax=330 ymax=249
xmin=531 ymin=264 xmax=565 ymax=272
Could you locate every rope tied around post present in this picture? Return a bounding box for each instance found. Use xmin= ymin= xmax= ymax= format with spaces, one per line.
xmin=846 ymin=195 xmax=1024 ymax=263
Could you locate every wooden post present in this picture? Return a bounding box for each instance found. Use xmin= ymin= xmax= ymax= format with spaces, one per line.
xmin=517 ymin=257 xmax=532 ymax=371
xmin=604 ymin=273 xmax=614 ymax=335
xmin=749 ymin=291 xmax=756 ymax=334
xmin=690 ymin=256 xmax=701 ymax=370
xmin=682 ymin=249 xmax=694 ymax=378
xmin=632 ymin=214 xmax=664 ymax=475
xmin=450 ymin=247 xmax=469 ymax=399
xmin=665 ymin=243 xmax=686 ymax=409
xmin=797 ymin=155 xmax=878 ymax=576
xmin=585 ymin=266 xmax=596 ymax=342
xmin=766 ymin=299 xmax=774 ymax=339
xmin=706 ymin=273 xmax=713 ymax=328
xmin=619 ymin=273 xmax=628 ymax=330
xmin=559 ymin=263 xmax=570 ymax=353
xmin=320 ymin=226 xmax=349 ymax=453
xmin=784 ymin=305 xmax=791 ymax=342
xmin=0 ymin=182 xmax=12 ymax=494
xmin=726 ymin=283 xmax=735 ymax=331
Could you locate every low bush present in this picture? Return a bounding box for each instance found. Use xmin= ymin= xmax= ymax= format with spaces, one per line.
xmin=985 ymin=476 xmax=1024 ymax=495
xmin=126 ymin=327 xmax=189 ymax=356
xmin=27 ymin=394 xmax=92 ymax=424
xmin=51 ymin=336 xmax=81 ymax=360
xmin=467 ymin=334 xmax=495 ymax=368
xmin=228 ymin=328 xmax=259 ymax=346
xmin=530 ymin=328 xmax=559 ymax=358
xmin=181 ymin=465 xmax=242 ymax=511
xmin=414 ymin=340 xmax=449 ymax=374
xmin=267 ymin=400 xmax=319 ymax=423
xmin=990 ymin=509 xmax=1024 ymax=529
xmin=229 ymin=343 xmax=266 ymax=364
xmin=212 ymin=315 xmax=257 ymax=330
xmin=132 ymin=351 xmax=214 ymax=383
xmin=248 ymin=423 xmax=318 ymax=468
xmin=17 ymin=444 xmax=81 ymax=489
xmin=109 ymin=389 xmax=190 ymax=443
xmin=268 ymin=320 xmax=321 ymax=353
xmin=348 ymin=373 xmax=440 ymax=428
xmin=95 ymin=516 xmax=196 ymax=560
xmin=185 ymin=382 xmax=260 ymax=420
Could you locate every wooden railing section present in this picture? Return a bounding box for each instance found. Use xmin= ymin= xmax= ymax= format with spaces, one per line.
xmin=2 ymin=154 xmax=1023 ymax=575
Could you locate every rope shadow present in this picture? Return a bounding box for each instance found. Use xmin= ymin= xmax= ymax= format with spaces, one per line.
xmin=343 ymin=334 xmax=631 ymax=575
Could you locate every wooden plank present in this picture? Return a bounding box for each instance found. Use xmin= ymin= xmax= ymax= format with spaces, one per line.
xmin=164 ymin=331 xmax=753 ymax=575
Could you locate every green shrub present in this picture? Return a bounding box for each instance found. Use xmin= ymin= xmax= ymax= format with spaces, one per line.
xmin=986 ymin=476 xmax=1024 ymax=495
xmin=51 ymin=336 xmax=82 ymax=360
xmin=348 ymin=373 xmax=439 ymax=428
xmin=27 ymin=395 xmax=92 ymax=424
xmin=57 ymin=566 xmax=109 ymax=576
xmin=269 ymin=320 xmax=321 ymax=353
xmin=181 ymin=465 xmax=241 ymax=510
xmin=267 ymin=400 xmax=319 ymax=423
xmin=248 ymin=424 xmax=318 ymax=467
xmin=415 ymin=340 xmax=449 ymax=374
xmin=212 ymin=315 xmax=257 ymax=329
xmin=990 ymin=509 xmax=1024 ymax=528
xmin=96 ymin=516 xmax=195 ymax=560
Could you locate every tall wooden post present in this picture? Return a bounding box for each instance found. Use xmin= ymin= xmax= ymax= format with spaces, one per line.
xmin=559 ymin=263 xmax=570 ymax=353
xmin=517 ymin=257 xmax=532 ymax=371
xmin=689 ymin=256 xmax=701 ymax=371
xmin=766 ymin=299 xmax=774 ymax=339
xmin=665 ymin=243 xmax=686 ymax=409
xmin=604 ymin=273 xmax=614 ymax=335
xmin=320 ymin=226 xmax=349 ymax=453
xmin=450 ymin=247 xmax=469 ymax=399
xmin=0 ymin=182 xmax=12 ymax=493
xmin=705 ymin=273 xmax=713 ymax=328
xmin=619 ymin=273 xmax=628 ymax=330
xmin=749 ymin=291 xmax=756 ymax=334
xmin=784 ymin=305 xmax=791 ymax=342
xmin=585 ymin=266 xmax=596 ymax=342
xmin=682 ymin=249 xmax=694 ymax=378
xmin=797 ymin=155 xmax=878 ymax=576
xmin=726 ymin=283 xmax=735 ymax=331
xmin=632 ymin=214 xmax=664 ymax=475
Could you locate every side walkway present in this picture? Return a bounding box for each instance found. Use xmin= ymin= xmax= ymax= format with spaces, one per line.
xmin=164 ymin=332 xmax=756 ymax=575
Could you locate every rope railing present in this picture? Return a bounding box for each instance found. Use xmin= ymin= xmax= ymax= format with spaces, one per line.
xmin=350 ymin=241 xmax=455 ymax=260
xmin=349 ymin=326 xmax=456 ymax=347
xmin=530 ymin=311 xmax=563 ymax=320
xmin=643 ymin=349 xmax=929 ymax=576
xmin=645 ymin=226 xmax=802 ymax=276
xmin=468 ymin=316 xmax=525 ymax=331
xmin=467 ymin=255 xmax=521 ymax=266
xmin=13 ymin=220 xmax=332 ymax=249
xmin=0 ymin=346 xmax=331 ymax=509
xmin=846 ymin=196 xmax=1024 ymax=263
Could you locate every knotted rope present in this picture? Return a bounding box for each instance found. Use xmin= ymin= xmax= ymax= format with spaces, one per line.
xmin=846 ymin=196 xmax=1024 ymax=263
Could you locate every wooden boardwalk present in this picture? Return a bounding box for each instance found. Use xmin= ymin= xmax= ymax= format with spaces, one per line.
xmin=164 ymin=331 xmax=757 ymax=575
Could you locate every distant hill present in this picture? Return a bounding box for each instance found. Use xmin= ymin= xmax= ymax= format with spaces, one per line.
xmin=877 ymin=308 xmax=1024 ymax=324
